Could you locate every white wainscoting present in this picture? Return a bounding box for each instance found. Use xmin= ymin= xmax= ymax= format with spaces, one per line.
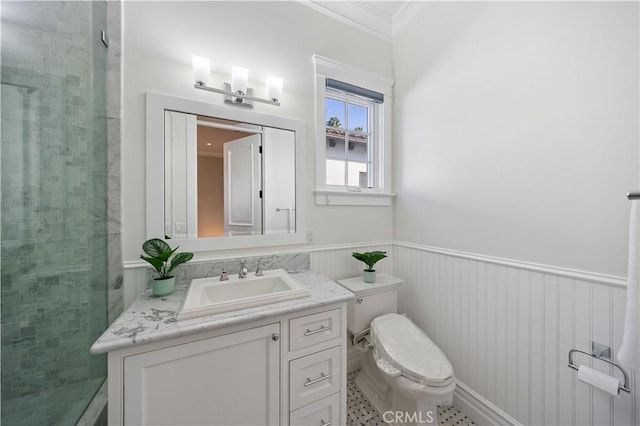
xmin=310 ymin=242 xmax=638 ymax=426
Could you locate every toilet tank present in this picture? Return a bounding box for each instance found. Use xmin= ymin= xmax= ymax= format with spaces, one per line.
xmin=337 ymin=274 xmax=403 ymax=334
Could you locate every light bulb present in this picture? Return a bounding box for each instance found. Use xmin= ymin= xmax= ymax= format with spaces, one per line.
xmin=192 ymin=55 xmax=211 ymax=86
xmin=231 ymin=66 xmax=249 ymax=95
xmin=266 ymin=76 xmax=283 ymax=102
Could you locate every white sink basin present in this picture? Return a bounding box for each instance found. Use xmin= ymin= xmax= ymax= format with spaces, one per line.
xmin=177 ymin=269 xmax=310 ymax=321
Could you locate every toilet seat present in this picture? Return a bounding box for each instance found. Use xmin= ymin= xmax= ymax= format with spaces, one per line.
xmin=371 ymin=313 xmax=454 ymax=387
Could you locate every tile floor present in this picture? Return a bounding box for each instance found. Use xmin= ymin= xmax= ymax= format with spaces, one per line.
xmin=1 ymin=377 xmax=104 ymax=426
xmin=346 ymin=371 xmax=475 ymax=426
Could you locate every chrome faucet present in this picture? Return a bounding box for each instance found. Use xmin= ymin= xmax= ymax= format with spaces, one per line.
xmin=238 ymin=259 xmax=248 ymax=279
xmin=255 ymin=260 xmax=264 ymax=276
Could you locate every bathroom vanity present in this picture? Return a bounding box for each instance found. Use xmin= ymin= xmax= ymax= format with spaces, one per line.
xmin=91 ymin=271 xmax=354 ymax=426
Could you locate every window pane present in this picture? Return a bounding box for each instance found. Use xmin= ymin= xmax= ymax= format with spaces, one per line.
xmin=348 ymin=103 xmax=368 ymax=132
xmin=347 ymin=134 xmax=368 ymax=163
xmin=326 ymin=137 xmax=346 ymax=160
xmin=325 ymin=98 xmax=345 ymax=128
xmin=347 ymin=162 xmax=367 ymax=187
xmin=326 ymin=159 xmax=345 ymax=186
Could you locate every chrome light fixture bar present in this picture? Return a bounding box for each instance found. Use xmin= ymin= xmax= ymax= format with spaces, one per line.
xmin=194 ymin=82 xmax=280 ymax=108
xmin=192 ymin=55 xmax=282 ymax=109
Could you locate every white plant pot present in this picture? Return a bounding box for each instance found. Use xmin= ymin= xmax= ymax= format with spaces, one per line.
xmin=152 ymin=276 xmax=176 ymax=297
xmin=363 ymin=270 xmax=376 ymax=283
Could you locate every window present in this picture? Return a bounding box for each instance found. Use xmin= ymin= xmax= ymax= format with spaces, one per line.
xmin=325 ymin=87 xmax=376 ymax=188
xmin=313 ymin=55 xmax=394 ymax=206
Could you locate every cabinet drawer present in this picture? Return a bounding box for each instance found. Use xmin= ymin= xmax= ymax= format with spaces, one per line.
xmin=290 ymin=346 xmax=341 ymax=411
xmin=289 ymin=309 xmax=341 ymax=352
xmin=289 ymin=393 xmax=340 ymax=426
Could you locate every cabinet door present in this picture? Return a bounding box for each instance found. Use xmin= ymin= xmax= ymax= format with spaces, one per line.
xmin=124 ymin=323 xmax=280 ymax=426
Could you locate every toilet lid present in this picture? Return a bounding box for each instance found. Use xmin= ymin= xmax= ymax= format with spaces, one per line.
xmin=371 ymin=313 xmax=454 ymax=387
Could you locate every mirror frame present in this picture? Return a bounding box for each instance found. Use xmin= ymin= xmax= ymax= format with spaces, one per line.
xmin=146 ymin=92 xmax=306 ymax=252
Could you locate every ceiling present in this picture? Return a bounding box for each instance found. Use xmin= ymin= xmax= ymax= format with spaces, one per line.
xmin=302 ymin=0 xmax=425 ymax=41
xmin=357 ymin=1 xmax=412 ymax=19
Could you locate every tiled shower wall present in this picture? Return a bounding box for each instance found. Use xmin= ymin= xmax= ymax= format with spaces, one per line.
xmin=0 ymin=0 xmax=120 ymax=405
xmin=106 ymin=0 xmax=124 ymax=325
xmin=311 ymin=242 xmax=638 ymax=426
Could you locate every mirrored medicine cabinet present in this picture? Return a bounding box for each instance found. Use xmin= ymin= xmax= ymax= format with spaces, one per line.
xmin=146 ymin=92 xmax=306 ymax=252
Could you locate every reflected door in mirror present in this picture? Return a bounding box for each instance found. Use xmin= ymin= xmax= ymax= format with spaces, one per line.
xmin=224 ymin=134 xmax=262 ymax=236
xmin=163 ymin=111 xmax=295 ymax=240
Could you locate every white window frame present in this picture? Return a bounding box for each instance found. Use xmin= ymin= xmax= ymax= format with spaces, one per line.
xmin=312 ymin=54 xmax=395 ymax=206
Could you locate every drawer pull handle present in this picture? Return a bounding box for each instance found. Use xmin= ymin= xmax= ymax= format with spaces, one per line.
xmin=304 ymin=372 xmax=331 ymax=387
xmin=304 ymin=325 xmax=330 ymax=336
xmin=320 ymin=420 xmax=331 ymax=426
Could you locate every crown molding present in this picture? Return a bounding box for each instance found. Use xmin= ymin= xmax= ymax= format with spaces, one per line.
xmin=300 ymin=1 xmax=429 ymax=41
xmin=300 ymin=0 xmax=393 ymax=42
xmin=392 ymin=1 xmax=430 ymax=38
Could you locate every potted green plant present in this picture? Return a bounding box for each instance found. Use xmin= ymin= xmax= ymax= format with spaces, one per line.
xmin=327 ymin=116 xmax=342 ymax=127
xmin=352 ymin=251 xmax=387 ymax=283
xmin=140 ymin=238 xmax=194 ymax=296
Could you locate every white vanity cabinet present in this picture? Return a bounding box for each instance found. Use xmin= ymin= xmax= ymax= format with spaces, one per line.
xmin=106 ymin=303 xmax=347 ymax=426
xmin=122 ymin=323 xmax=281 ymax=426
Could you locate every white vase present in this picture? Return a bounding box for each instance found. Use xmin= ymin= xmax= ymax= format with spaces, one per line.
xmin=363 ymin=270 xmax=376 ymax=283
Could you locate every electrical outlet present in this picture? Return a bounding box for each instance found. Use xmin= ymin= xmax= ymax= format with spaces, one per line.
xmin=306 ymin=230 xmax=314 ymax=244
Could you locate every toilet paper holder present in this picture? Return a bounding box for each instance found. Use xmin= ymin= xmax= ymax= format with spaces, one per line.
xmin=568 ymin=343 xmax=631 ymax=394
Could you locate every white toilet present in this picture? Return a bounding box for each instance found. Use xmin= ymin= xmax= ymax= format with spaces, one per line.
xmin=337 ymin=274 xmax=456 ymax=426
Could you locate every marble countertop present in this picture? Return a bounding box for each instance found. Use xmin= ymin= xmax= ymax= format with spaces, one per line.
xmin=90 ymin=271 xmax=354 ymax=354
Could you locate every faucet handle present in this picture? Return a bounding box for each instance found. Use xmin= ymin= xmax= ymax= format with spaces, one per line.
xmin=220 ymin=268 xmax=229 ymax=281
xmin=255 ymin=260 xmax=264 ymax=276
xmin=238 ymin=259 xmax=248 ymax=278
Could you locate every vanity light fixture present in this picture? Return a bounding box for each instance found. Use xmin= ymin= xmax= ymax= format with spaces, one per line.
xmin=192 ymin=55 xmax=282 ymax=108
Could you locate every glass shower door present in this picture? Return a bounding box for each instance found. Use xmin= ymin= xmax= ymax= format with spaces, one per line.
xmin=1 ymin=1 xmax=108 ymax=424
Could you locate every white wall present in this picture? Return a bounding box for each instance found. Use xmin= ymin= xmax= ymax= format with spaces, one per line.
xmin=393 ymin=1 xmax=639 ymax=277
xmin=122 ymin=1 xmax=394 ymax=261
xmin=392 ymin=3 xmax=639 ymax=425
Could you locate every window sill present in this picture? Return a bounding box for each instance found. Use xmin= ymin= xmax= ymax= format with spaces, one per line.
xmin=314 ymin=189 xmax=395 ymax=206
